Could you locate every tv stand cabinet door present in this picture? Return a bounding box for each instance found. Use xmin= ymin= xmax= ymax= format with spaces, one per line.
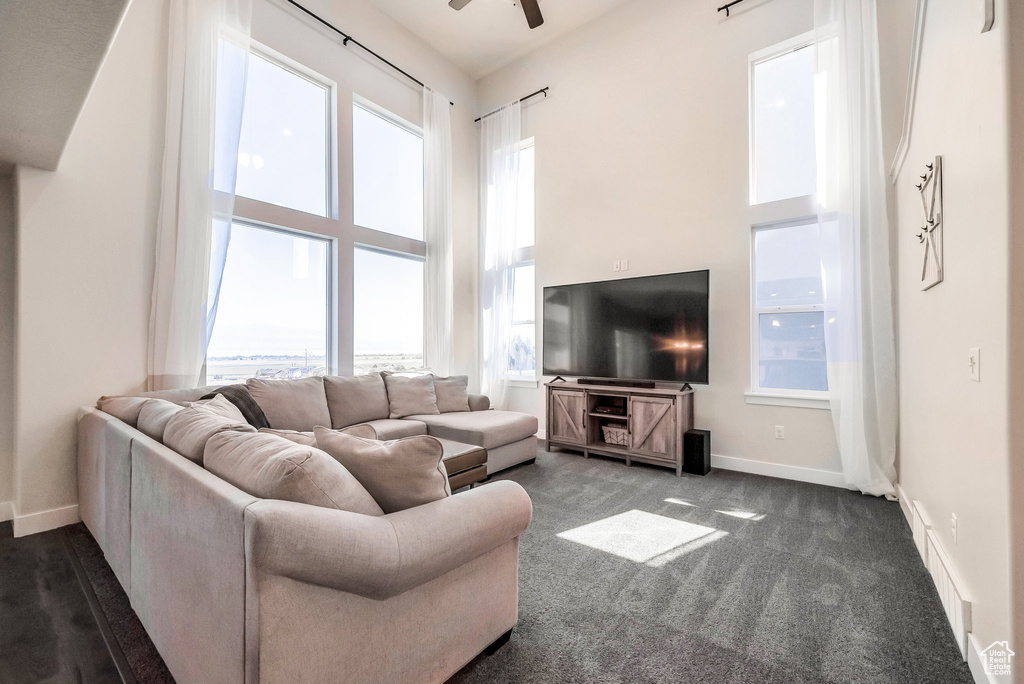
xmin=629 ymin=396 xmax=676 ymax=460
xmin=549 ymin=389 xmax=587 ymax=446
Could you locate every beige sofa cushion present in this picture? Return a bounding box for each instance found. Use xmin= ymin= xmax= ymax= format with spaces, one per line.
xmin=185 ymin=394 xmax=247 ymax=423
xmin=97 ymin=396 xmax=150 ymax=426
xmin=246 ymin=377 xmax=331 ymax=431
xmin=383 ymin=374 xmax=439 ymax=419
xmin=138 ymin=384 xmax=223 ymax=405
xmin=361 ymin=419 xmax=427 ymax=440
xmin=136 ymin=399 xmax=185 ymax=441
xmin=432 ymin=375 xmax=471 ymax=413
xmin=406 ymin=410 xmax=539 ymax=450
xmin=313 ymin=428 xmax=451 ymax=514
xmin=205 ymin=432 xmax=383 ymax=516
xmin=323 ymin=374 xmax=390 ymax=428
xmin=259 ymin=423 xmax=377 ymax=446
xmin=163 ymin=407 xmax=255 ymax=464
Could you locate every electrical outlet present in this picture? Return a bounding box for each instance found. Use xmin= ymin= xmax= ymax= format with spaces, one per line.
xmin=613 ymin=260 xmax=621 ymax=272
xmin=774 ymin=425 xmax=785 ymax=439
xmin=621 ymin=259 xmax=629 ymax=271
xmin=969 ymin=348 xmax=980 ymax=381
xmin=951 ymin=513 xmax=958 ymax=546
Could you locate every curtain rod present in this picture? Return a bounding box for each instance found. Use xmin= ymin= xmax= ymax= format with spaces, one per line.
xmin=283 ymin=0 xmax=454 ymax=107
xmin=717 ymin=0 xmax=745 ymax=17
xmin=474 ymin=88 xmax=549 ymax=123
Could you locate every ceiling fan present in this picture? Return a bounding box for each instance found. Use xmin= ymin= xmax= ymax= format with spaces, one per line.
xmin=448 ymin=0 xmax=544 ymax=29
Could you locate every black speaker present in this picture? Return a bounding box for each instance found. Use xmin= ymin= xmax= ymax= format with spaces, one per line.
xmin=683 ymin=429 xmax=711 ymax=475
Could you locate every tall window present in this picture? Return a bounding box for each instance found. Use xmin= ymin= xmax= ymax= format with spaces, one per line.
xmin=352 ymin=102 xmax=424 ymax=240
xmin=207 ymin=223 xmax=330 ymax=383
xmin=210 ymin=46 xmax=334 ymax=384
xmin=748 ymin=33 xmax=828 ymax=403
xmin=351 ymin=101 xmax=426 ymax=374
xmin=509 ymin=140 xmax=536 ymax=380
xmin=353 ymin=248 xmax=424 ymax=374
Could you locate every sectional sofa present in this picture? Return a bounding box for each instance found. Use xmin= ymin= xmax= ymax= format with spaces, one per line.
xmin=77 ymin=373 xmax=539 ymax=684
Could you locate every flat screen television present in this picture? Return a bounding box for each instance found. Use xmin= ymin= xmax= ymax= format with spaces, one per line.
xmin=542 ymin=270 xmax=709 ymax=384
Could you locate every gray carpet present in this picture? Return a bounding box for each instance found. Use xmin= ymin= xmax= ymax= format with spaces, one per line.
xmin=451 ymin=450 xmax=974 ymax=683
xmin=59 ymin=449 xmax=973 ymax=683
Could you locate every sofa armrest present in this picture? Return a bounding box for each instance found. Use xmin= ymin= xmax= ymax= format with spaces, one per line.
xmin=468 ymin=393 xmax=490 ymax=411
xmin=245 ymin=480 xmax=532 ymax=600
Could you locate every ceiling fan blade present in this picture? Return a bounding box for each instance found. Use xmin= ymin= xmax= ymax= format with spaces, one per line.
xmin=449 ymin=0 xmax=473 ymax=10
xmin=520 ymin=0 xmax=544 ymax=28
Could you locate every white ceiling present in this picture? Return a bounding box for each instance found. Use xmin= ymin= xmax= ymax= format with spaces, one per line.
xmin=365 ymin=0 xmax=633 ymax=80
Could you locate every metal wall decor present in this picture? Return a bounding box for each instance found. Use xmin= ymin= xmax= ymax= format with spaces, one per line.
xmin=915 ymin=155 xmax=943 ymax=291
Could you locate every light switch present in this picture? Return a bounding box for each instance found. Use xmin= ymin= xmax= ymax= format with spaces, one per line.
xmin=613 ymin=260 xmax=621 ymax=272
xmin=969 ymin=348 xmax=981 ymax=381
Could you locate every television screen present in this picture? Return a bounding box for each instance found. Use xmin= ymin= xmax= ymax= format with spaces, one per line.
xmin=542 ymin=270 xmax=709 ymax=384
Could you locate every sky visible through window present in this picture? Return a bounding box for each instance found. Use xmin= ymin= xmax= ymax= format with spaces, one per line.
xmin=353 ymin=248 xmax=424 ymax=375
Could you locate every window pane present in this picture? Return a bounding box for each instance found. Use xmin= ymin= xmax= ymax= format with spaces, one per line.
xmin=758 ymin=311 xmax=827 ymax=391
xmin=353 ymin=104 xmax=424 ymax=240
xmin=509 ymin=264 xmax=536 ymax=379
xmin=218 ymin=52 xmax=329 ymax=216
xmin=754 ymin=222 xmax=824 ymax=307
xmin=207 ymin=224 xmax=329 ymax=384
xmin=353 ymin=248 xmax=424 ymax=375
xmin=752 ymin=44 xmax=816 ymax=204
xmin=516 ymin=144 xmax=535 ymax=249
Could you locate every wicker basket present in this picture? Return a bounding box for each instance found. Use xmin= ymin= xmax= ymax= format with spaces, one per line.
xmin=601 ymin=425 xmax=629 ymax=446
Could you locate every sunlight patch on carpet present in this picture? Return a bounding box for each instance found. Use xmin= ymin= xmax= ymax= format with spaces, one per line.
xmin=557 ymin=510 xmax=724 ymax=564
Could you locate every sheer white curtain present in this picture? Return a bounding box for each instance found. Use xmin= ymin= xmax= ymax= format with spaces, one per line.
xmin=479 ymin=102 xmax=521 ymax=409
xmin=148 ymin=0 xmax=251 ymax=390
xmin=815 ymin=0 xmax=897 ymax=497
xmin=423 ymin=86 xmax=454 ymax=376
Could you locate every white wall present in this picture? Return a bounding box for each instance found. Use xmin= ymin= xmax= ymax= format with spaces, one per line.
xmin=0 ymin=173 xmax=15 ymax=519
xmin=893 ymin=0 xmax=1012 ymax=656
xmin=11 ymin=0 xmax=480 ymax=532
xmin=476 ymin=0 xmax=845 ymax=476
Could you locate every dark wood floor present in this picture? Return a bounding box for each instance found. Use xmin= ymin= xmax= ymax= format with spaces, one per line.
xmin=0 ymin=521 xmax=121 ymax=683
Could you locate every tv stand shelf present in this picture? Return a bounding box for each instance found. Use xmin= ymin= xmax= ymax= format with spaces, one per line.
xmin=545 ymin=381 xmax=694 ymax=476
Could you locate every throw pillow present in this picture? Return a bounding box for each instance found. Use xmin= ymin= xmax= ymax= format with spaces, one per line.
xmin=96 ymin=396 xmax=150 ymax=427
xmin=246 ymin=377 xmax=331 ymax=431
xmin=432 ymin=375 xmax=471 ymax=413
xmin=313 ymin=428 xmax=450 ymax=513
xmin=163 ymin=407 xmax=255 ymax=464
xmin=199 ymin=384 xmax=271 ymax=429
xmin=382 ymin=373 xmax=440 ymax=419
xmin=323 ymin=373 xmax=390 ymax=428
xmin=185 ymin=394 xmax=248 ymax=423
xmin=136 ymin=399 xmax=185 ymax=442
xmin=205 ymin=431 xmax=383 ymax=516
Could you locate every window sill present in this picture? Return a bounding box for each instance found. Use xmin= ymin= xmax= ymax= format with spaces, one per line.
xmin=744 ymin=392 xmax=830 ymax=410
xmin=507 ymin=379 xmax=539 ymax=389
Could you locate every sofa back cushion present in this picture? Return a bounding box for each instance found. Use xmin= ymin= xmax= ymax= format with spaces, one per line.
xmin=323 ymin=374 xmax=390 ymax=428
xmin=205 ymin=431 xmax=383 ymax=516
xmin=184 ymin=394 xmax=247 ymax=423
xmin=163 ymin=405 xmax=256 ymax=464
xmin=313 ymin=428 xmax=450 ymax=513
xmin=97 ymin=396 xmax=150 ymax=427
xmin=136 ymin=399 xmax=185 ymax=441
xmin=382 ymin=373 xmax=440 ymax=419
xmin=432 ymin=375 xmax=471 ymax=413
xmin=246 ymin=377 xmax=331 ymax=431
xmin=257 ymin=423 xmax=377 ymax=447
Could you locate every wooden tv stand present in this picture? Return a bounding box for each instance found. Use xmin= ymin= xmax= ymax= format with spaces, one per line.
xmin=545 ymin=381 xmax=694 ymax=476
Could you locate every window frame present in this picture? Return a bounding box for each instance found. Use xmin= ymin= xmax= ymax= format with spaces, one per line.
xmin=746 ymin=33 xmax=829 ymax=410
xmin=508 ymin=138 xmax=537 ymax=386
xmin=207 ymin=28 xmax=431 ymax=383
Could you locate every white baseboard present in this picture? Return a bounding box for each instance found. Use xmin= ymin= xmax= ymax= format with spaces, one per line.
xmin=711 ymin=453 xmax=848 ymax=489
xmin=0 ymin=501 xmax=14 ymax=523
xmin=13 ymin=504 xmax=80 ymax=537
